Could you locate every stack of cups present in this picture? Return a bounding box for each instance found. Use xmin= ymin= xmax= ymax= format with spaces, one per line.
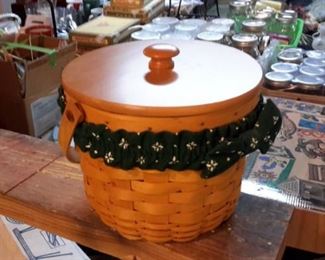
xmin=197 ymin=18 xmax=234 ymax=44
xmin=265 ymin=48 xmax=325 ymax=93
xmin=131 ymin=17 xmax=212 ymax=41
xmin=131 ymin=17 xmax=178 ymax=41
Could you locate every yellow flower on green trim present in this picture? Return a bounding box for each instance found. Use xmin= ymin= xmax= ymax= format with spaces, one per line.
xmin=152 ymin=142 xmax=163 ymax=152
xmin=206 ymin=160 xmax=218 ymax=172
xmin=104 ymin=152 xmax=114 ymax=163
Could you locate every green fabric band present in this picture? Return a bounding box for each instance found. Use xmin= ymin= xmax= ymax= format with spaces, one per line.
xmin=4 ymin=42 xmax=57 ymax=66
xmin=58 ymin=89 xmax=282 ymax=178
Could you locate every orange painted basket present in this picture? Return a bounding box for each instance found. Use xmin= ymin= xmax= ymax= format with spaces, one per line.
xmin=59 ymin=40 xmax=281 ymax=242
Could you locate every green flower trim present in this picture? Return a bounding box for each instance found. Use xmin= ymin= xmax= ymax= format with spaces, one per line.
xmin=58 ymin=89 xmax=282 ymax=179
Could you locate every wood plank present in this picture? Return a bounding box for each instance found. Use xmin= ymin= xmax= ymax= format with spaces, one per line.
xmin=0 ymin=192 xmax=293 ymax=260
xmin=286 ymin=208 xmax=325 ymax=254
xmin=0 ymin=195 xmax=191 ymax=260
xmin=163 ymin=194 xmax=293 ymax=260
xmin=261 ymin=87 xmax=325 ymax=105
xmin=0 ymin=129 xmax=61 ymax=194
xmin=0 ymin=129 xmax=293 ymax=259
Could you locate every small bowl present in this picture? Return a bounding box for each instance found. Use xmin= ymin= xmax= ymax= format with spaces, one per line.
xmin=293 ymin=74 xmax=324 ymax=91
xmin=152 ymin=17 xmax=179 ymax=26
xmin=252 ymin=11 xmax=272 ymax=22
xmin=180 ymin=19 xmax=207 ymax=27
xmin=211 ymin=18 xmax=234 ymax=29
xmin=299 ymin=65 xmax=325 ymax=78
xmin=161 ymin=32 xmax=192 ymax=40
xmin=265 ymin=71 xmax=293 ymax=89
xmin=142 ymin=23 xmax=170 ymax=34
xmin=231 ymin=33 xmax=258 ymax=47
xmin=305 ymin=50 xmax=325 ymax=59
xmin=278 ymin=49 xmax=303 ymax=64
xmin=282 ymin=47 xmax=304 ymax=54
xmin=303 ymin=57 xmax=325 ymax=68
xmin=131 ymin=30 xmax=160 ymax=41
xmin=196 ymin=31 xmax=223 ymax=43
xmin=205 ymin=24 xmax=230 ymax=34
xmin=175 ymin=23 xmax=198 ymax=34
xmin=242 ymin=19 xmax=266 ymax=33
xmin=271 ymin=62 xmax=299 ymax=75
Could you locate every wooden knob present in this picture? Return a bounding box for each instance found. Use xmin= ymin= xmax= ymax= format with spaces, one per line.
xmin=143 ymin=44 xmax=180 ymax=72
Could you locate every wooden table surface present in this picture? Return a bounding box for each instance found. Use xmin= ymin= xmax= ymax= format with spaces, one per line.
xmin=0 ymin=129 xmax=294 ymax=259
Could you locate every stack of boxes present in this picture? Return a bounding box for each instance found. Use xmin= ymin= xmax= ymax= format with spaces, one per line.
xmin=69 ymin=15 xmax=140 ymax=52
xmin=69 ymin=0 xmax=165 ymax=51
xmin=103 ymin=0 xmax=165 ymax=24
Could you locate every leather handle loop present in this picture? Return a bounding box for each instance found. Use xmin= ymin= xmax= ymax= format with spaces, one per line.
xmin=58 ymin=101 xmax=84 ymax=163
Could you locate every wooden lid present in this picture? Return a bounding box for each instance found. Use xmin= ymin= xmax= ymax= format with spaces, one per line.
xmin=62 ymin=40 xmax=262 ymax=116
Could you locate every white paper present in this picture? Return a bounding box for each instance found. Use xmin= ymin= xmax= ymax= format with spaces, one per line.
xmin=0 ymin=216 xmax=90 ymax=260
xmin=30 ymin=93 xmax=61 ymax=137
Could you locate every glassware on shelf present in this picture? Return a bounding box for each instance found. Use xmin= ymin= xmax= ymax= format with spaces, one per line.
xmin=269 ymin=12 xmax=296 ymax=45
xmin=271 ymin=62 xmax=299 ymax=77
xmin=0 ymin=13 xmax=21 ymax=36
xmin=265 ymin=71 xmax=293 ymax=89
xmin=152 ymin=17 xmax=179 ymax=27
xmin=228 ymin=0 xmax=250 ymax=33
xmin=196 ymin=31 xmax=224 ymax=43
xmin=180 ymin=18 xmax=207 ymax=28
xmin=130 ymin=30 xmax=160 ymax=41
xmin=142 ymin=23 xmax=171 ymax=34
xmin=211 ymin=18 xmax=235 ymax=31
xmin=242 ymin=19 xmax=266 ymax=39
xmin=231 ymin=33 xmax=260 ymax=58
xmin=312 ymin=23 xmax=325 ymax=51
xmin=174 ymin=23 xmax=198 ymax=38
xmin=292 ymin=74 xmax=324 ymax=92
xmin=205 ymin=24 xmax=230 ymax=35
xmin=277 ymin=48 xmax=303 ymax=64
xmin=251 ymin=10 xmax=272 ymax=32
xmin=303 ymin=57 xmax=325 ymax=68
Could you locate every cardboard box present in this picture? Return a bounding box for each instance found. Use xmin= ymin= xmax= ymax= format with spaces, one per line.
xmin=0 ymin=35 xmax=76 ymax=137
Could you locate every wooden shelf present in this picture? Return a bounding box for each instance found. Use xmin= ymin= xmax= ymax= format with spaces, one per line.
xmin=262 ymin=87 xmax=325 ymax=105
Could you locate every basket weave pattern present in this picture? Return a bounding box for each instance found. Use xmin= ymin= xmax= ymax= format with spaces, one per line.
xmin=81 ymin=153 xmax=245 ymax=242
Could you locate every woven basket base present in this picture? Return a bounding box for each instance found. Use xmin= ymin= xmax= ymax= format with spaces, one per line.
xmin=81 ymin=154 xmax=245 ymax=242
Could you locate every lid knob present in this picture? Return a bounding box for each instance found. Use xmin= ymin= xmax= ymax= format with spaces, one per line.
xmin=143 ymin=43 xmax=180 ymax=72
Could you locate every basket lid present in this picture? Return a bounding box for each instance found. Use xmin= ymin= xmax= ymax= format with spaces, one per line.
xmin=62 ymin=40 xmax=262 ymax=116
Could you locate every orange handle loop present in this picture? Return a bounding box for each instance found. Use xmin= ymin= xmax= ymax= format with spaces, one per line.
xmin=58 ymin=101 xmax=84 ymax=163
xmin=143 ymin=43 xmax=180 ymax=73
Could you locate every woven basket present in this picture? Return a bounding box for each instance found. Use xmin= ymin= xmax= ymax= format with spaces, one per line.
xmin=59 ymin=89 xmax=256 ymax=242
xmin=81 ymin=153 xmax=244 ymax=242
xmin=58 ymin=41 xmax=274 ymax=243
